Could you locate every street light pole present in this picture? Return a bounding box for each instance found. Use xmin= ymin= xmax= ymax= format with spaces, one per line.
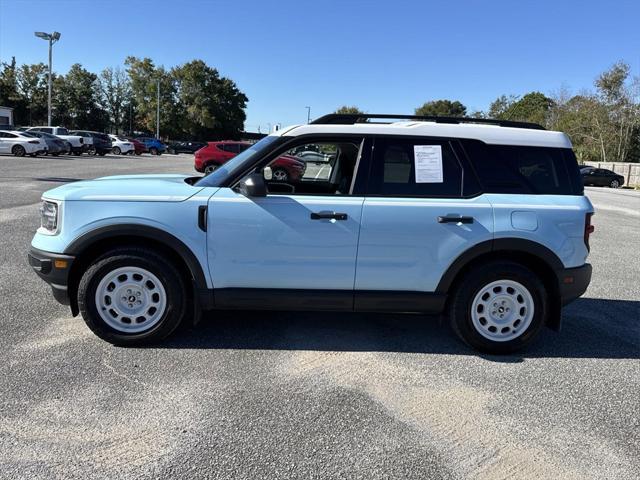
xmin=156 ymin=78 xmax=160 ymax=139
xmin=35 ymin=31 xmax=61 ymax=126
xmin=305 ymin=106 xmax=311 ymax=124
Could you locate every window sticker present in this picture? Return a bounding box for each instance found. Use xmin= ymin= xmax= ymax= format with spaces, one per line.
xmin=414 ymin=145 xmax=443 ymax=183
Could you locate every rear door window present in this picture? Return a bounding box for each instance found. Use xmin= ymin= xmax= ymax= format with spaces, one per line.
xmin=368 ymin=137 xmax=464 ymax=197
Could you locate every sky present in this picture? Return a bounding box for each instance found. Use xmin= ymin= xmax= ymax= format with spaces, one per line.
xmin=1 ymin=0 xmax=638 ymax=133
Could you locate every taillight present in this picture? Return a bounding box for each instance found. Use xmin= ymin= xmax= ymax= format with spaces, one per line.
xmin=584 ymin=213 xmax=594 ymax=251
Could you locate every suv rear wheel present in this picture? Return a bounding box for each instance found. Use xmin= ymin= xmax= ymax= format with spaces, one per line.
xmin=449 ymin=261 xmax=546 ymax=354
xmin=78 ymin=248 xmax=187 ymax=345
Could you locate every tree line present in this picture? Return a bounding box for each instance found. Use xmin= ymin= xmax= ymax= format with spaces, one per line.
xmin=336 ymin=62 xmax=640 ymax=163
xmin=0 ymin=57 xmax=248 ymax=141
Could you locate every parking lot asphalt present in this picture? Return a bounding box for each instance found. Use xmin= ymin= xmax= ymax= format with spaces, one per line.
xmin=0 ymin=153 xmax=638 ymax=479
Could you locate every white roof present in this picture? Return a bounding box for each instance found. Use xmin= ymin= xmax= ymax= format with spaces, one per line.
xmin=274 ymin=121 xmax=572 ymax=148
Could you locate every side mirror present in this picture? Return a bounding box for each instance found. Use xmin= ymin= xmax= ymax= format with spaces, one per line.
xmin=239 ymin=173 xmax=267 ymax=197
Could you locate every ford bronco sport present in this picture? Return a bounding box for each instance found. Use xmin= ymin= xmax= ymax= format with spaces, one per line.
xmin=29 ymin=114 xmax=593 ymax=353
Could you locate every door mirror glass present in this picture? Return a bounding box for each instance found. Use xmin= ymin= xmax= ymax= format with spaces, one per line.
xmin=239 ymin=172 xmax=267 ymax=197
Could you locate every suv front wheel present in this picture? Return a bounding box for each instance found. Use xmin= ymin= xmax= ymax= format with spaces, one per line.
xmin=449 ymin=261 xmax=546 ymax=354
xmin=78 ymin=248 xmax=187 ymax=345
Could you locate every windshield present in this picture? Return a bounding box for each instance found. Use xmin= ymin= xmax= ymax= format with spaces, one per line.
xmin=21 ymin=132 xmax=37 ymax=138
xmin=195 ymin=135 xmax=282 ymax=187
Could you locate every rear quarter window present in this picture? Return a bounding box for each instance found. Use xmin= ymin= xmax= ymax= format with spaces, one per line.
xmin=461 ymin=140 xmax=581 ymax=195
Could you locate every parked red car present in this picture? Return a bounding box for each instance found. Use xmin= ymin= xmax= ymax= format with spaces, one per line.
xmin=127 ymin=137 xmax=148 ymax=155
xmin=195 ymin=141 xmax=306 ymax=182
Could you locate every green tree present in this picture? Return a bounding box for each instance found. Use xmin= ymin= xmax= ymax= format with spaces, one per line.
xmin=172 ymin=59 xmax=248 ymax=140
xmin=98 ymin=66 xmax=130 ymax=134
xmin=0 ymin=57 xmax=27 ymax=124
xmin=488 ymin=94 xmax=517 ymax=119
xmin=594 ymin=61 xmax=639 ymax=162
xmin=334 ymin=105 xmax=364 ymax=114
xmin=125 ymin=56 xmax=177 ymax=137
xmin=53 ymin=64 xmax=107 ymax=130
xmin=16 ymin=63 xmax=48 ymax=125
xmin=489 ymin=92 xmax=554 ymax=125
xmin=415 ymin=99 xmax=467 ymax=117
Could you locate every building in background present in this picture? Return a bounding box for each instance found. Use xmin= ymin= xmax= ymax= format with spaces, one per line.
xmin=0 ymin=106 xmax=14 ymax=126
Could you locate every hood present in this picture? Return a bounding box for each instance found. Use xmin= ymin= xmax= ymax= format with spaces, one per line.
xmin=43 ymin=174 xmax=206 ymax=202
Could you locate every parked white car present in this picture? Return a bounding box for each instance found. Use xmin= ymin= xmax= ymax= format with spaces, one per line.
xmin=108 ymin=135 xmax=135 ymax=155
xmin=27 ymin=126 xmax=86 ymax=155
xmin=0 ymin=130 xmax=47 ymax=156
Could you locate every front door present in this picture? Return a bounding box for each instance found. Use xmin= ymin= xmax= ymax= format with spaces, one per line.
xmin=207 ymin=137 xmax=369 ymax=309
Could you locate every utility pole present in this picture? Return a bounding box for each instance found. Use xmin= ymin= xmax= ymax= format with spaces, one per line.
xmin=35 ymin=31 xmax=61 ymax=126
xmin=305 ymin=106 xmax=311 ymax=124
xmin=156 ymin=78 xmax=160 ymax=139
xmin=129 ymin=101 xmax=132 ymax=135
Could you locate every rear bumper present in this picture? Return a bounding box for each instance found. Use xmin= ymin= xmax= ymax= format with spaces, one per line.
xmin=557 ymin=263 xmax=592 ymax=306
xmin=28 ymin=247 xmax=75 ymax=306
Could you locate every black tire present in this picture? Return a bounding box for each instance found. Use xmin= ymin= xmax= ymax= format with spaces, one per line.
xmin=87 ymin=146 xmax=97 ymax=156
xmin=448 ymin=261 xmax=547 ymax=354
xmin=149 ymin=147 xmax=158 ymax=155
xmin=204 ymin=164 xmax=218 ymax=175
xmin=135 ymin=151 xmax=142 ymax=156
xmin=610 ymin=179 xmax=620 ymax=188
xmin=13 ymin=145 xmax=26 ymax=157
xmin=77 ymin=248 xmax=187 ymax=346
xmin=112 ymin=146 xmax=121 ymax=155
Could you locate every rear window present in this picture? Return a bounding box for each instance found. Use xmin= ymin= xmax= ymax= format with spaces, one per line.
xmin=461 ymin=140 xmax=582 ymax=195
xmin=56 ymin=128 xmax=68 ymax=135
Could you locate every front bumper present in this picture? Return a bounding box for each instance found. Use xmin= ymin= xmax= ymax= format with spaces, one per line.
xmin=28 ymin=247 xmax=75 ymax=306
xmin=557 ymin=263 xmax=592 ymax=306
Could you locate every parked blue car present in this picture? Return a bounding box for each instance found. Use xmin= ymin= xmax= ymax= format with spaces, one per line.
xmin=28 ymin=113 xmax=594 ymax=354
xmin=136 ymin=137 xmax=166 ymax=155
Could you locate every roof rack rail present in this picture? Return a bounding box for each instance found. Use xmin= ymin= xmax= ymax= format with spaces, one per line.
xmin=310 ymin=114 xmax=546 ymax=130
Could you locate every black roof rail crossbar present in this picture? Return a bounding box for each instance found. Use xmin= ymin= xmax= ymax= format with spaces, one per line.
xmin=310 ymin=114 xmax=545 ymax=130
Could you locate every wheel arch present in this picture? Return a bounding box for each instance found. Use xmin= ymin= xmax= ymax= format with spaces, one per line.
xmin=437 ymin=239 xmax=563 ymax=330
xmin=64 ymin=225 xmax=211 ymax=317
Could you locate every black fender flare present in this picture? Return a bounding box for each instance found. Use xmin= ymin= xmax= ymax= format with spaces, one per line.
xmin=436 ymin=238 xmax=564 ymax=294
xmin=64 ymin=224 xmax=211 ymax=310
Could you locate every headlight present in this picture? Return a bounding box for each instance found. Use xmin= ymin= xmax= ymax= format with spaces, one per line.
xmin=40 ymin=200 xmax=60 ymax=233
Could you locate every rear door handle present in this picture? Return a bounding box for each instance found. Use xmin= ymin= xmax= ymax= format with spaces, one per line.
xmin=310 ymin=211 xmax=348 ymax=220
xmin=438 ymin=215 xmax=474 ymax=224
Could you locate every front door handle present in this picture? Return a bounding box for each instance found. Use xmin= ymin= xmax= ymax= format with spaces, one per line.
xmin=310 ymin=211 xmax=348 ymax=221
xmin=438 ymin=215 xmax=474 ymax=224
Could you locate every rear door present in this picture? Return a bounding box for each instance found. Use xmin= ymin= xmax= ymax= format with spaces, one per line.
xmin=354 ymin=136 xmax=493 ymax=308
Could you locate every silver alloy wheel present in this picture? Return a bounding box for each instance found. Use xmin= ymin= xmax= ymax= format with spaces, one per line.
xmin=272 ymin=168 xmax=288 ymax=181
xmin=113 ymin=146 xmax=121 ymax=155
xmin=470 ymin=279 xmax=534 ymax=342
xmin=610 ymin=179 xmax=619 ymax=188
xmin=204 ymin=164 xmax=218 ymax=175
xmin=95 ymin=266 xmax=167 ymax=333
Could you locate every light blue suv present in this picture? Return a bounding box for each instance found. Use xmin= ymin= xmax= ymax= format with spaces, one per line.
xmin=29 ymin=114 xmax=594 ymax=353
